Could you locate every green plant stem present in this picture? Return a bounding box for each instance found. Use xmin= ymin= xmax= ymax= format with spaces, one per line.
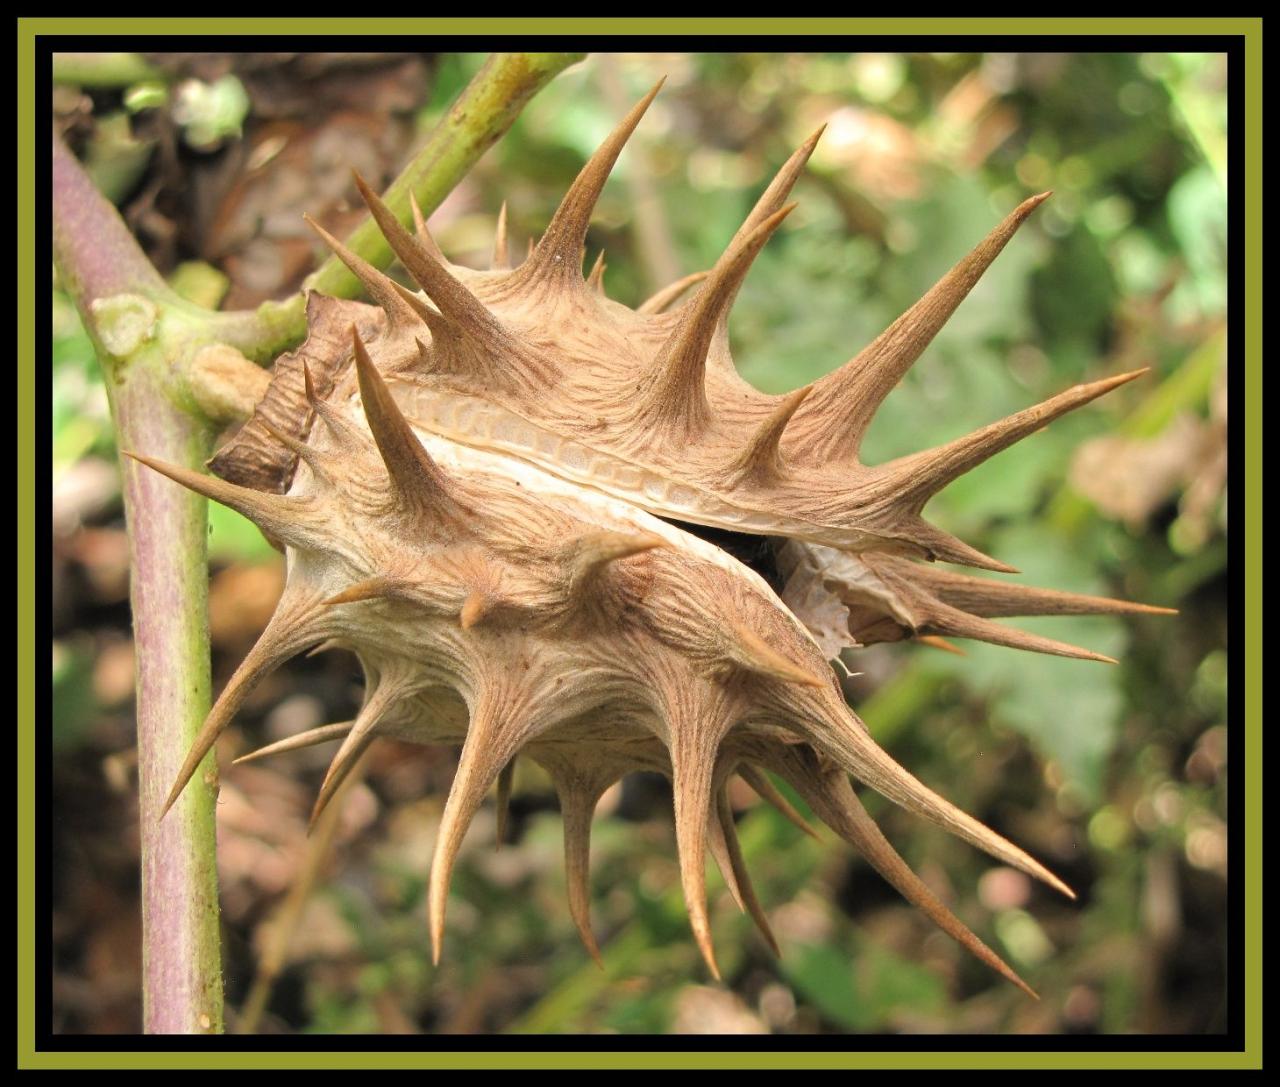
xmin=115 ymin=373 xmax=223 ymax=1035
xmin=52 ymin=131 xmax=223 ymax=1034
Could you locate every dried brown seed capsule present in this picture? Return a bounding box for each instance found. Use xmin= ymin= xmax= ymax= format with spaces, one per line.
xmin=137 ymin=82 xmax=1168 ymax=995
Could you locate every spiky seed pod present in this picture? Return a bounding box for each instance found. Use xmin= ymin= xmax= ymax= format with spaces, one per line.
xmin=138 ymin=83 xmax=1169 ymax=996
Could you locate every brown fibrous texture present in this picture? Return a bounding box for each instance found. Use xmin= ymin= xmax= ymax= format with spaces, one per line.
xmin=134 ymin=83 xmax=1171 ymax=997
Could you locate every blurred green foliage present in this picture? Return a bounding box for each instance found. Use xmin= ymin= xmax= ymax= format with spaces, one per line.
xmin=52 ymin=291 xmax=111 ymax=474
xmin=52 ymin=50 xmax=1228 ymax=1035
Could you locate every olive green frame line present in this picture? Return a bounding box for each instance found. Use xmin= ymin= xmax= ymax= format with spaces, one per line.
xmin=20 ymin=18 xmax=1259 ymax=1069
xmin=11 ymin=15 xmax=1271 ymax=33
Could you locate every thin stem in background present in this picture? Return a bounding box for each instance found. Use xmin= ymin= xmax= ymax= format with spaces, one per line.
xmin=236 ymin=753 xmax=371 ymax=1034
xmin=595 ymin=56 xmax=684 ymax=295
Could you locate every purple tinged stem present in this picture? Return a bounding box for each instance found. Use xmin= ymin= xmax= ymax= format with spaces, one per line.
xmin=52 ymin=132 xmax=167 ymax=304
xmin=53 ymin=132 xmax=225 ymax=1035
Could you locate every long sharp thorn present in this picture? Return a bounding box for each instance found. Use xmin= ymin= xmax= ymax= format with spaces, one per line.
xmin=525 ymin=79 xmax=665 ymax=279
xmin=491 ymin=201 xmax=510 ymax=270
xmin=352 ymin=172 xmax=500 ymax=340
xmin=555 ymin=778 xmax=607 ymax=967
xmin=926 ymin=605 xmax=1119 ymax=664
xmin=902 ymin=518 xmax=1020 ymax=574
xmin=727 ymin=620 xmax=825 ymax=688
xmin=717 ymin=124 xmax=823 ymax=318
xmin=706 ymin=802 xmax=746 ymax=912
xmin=301 ymin=362 xmax=365 ymax=448
xmin=302 ymin=359 xmax=319 ymax=407
xmin=669 ymin=722 xmax=727 ymax=981
xmin=233 ymin=721 xmax=354 ymax=765
xmin=818 ymin=719 xmax=1075 ymax=900
xmin=798 ymin=192 xmax=1053 ymax=462
xmin=387 ymin=279 xmax=449 ymax=336
xmin=637 ymin=270 xmax=709 ymax=315
xmin=716 ymin=789 xmax=781 ymax=956
xmin=879 ymin=555 xmax=1178 ymax=621
xmin=737 ymin=763 xmax=819 ymax=839
xmin=883 ymin=369 xmax=1149 ymax=508
xmin=303 ymin=214 xmax=419 ymax=329
xmin=916 ymin=634 xmax=967 ymax=656
xmin=566 ymin=531 xmax=665 ymax=594
xmin=725 ymin=386 xmax=812 ymax=482
xmin=586 ymin=250 xmax=606 ymax=293
xmin=644 ymin=205 xmax=794 ymax=433
xmin=694 ymin=124 xmax=826 ymax=326
xmin=310 ymin=679 xmax=403 ymax=831
xmin=259 ymin=420 xmax=330 ymax=482
xmin=308 ymin=731 xmax=376 ymax=833
xmin=350 ymin=326 xmax=455 ymax=515
xmin=734 ymin=124 xmax=825 ymax=243
xmin=160 ymin=599 xmax=320 ymax=818
xmin=123 ymin=450 xmax=314 ymax=548
xmin=813 ymin=771 xmax=1035 ymax=997
xmin=494 ymin=759 xmax=515 ymax=849
xmin=428 ymin=696 xmax=532 ymax=964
